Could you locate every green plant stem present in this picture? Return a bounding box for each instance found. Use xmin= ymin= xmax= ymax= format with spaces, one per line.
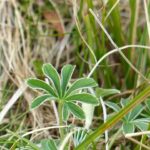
xmin=75 ymin=86 xmax=150 ymax=150
xmin=58 ymin=101 xmax=64 ymax=140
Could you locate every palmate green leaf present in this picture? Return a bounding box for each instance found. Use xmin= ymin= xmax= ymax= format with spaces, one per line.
xmin=31 ymin=94 xmax=54 ymax=109
xmin=42 ymin=64 xmax=61 ymax=96
xmin=65 ymin=78 xmax=97 ymax=96
xmin=26 ymin=78 xmax=56 ymax=96
xmin=66 ymin=93 xmax=99 ymax=105
xmin=123 ymin=122 xmax=135 ymax=134
xmin=96 ymin=88 xmax=120 ymax=98
xmin=41 ymin=139 xmax=57 ymax=150
xmin=67 ymin=102 xmax=85 ymax=119
xmin=61 ymin=64 xmax=75 ymax=97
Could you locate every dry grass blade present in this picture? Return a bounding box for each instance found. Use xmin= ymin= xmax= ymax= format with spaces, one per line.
xmin=88 ymin=44 xmax=150 ymax=77
xmin=125 ymin=131 xmax=150 ymax=138
xmin=144 ymin=0 xmax=150 ymax=41
xmin=0 ymin=84 xmax=26 ymax=124
xmin=126 ymin=136 xmax=150 ymax=150
xmin=22 ymin=125 xmax=68 ymax=137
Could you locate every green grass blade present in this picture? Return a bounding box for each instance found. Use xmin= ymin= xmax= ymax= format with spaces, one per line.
xmin=107 ymin=0 xmax=124 ymax=46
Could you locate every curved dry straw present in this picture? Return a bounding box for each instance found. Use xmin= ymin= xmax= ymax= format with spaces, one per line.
xmin=88 ymin=44 xmax=150 ymax=80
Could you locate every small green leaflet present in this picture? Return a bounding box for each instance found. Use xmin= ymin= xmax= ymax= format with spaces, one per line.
xmin=67 ymin=102 xmax=85 ymax=119
xmin=105 ymin=101 xmax=121 ymax=112
xmin=123 ymin=122 xmax=135 ymax=134
xmin=61 ymin=64 xmax=75 ymax=97
xmin=42 ymin=64 xmax=61 ymax=96
xmin=31 ymin=94 xmax=54 ymax=109
xmin=96 ymin=88 xmax=120 ymax=98
xmin=66 ymin=78 xmax=97 ymax=96
xmin=41 ymin=139 xmax=57 ymax=150
xmin=66 ymin=93 xmax=99 ymax=105
xmin=26 ymin=78 xmax=56 ymax=96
